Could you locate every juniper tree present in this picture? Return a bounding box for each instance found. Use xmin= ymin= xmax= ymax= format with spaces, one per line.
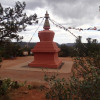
xmin=0 ymin=1 xmax=38 ymax=43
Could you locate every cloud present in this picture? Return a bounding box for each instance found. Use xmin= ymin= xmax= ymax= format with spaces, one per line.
xmin=1 ymin=0 xmax=100 ymax=43
xmin=1 ymin=0 xmax=100 ymax=26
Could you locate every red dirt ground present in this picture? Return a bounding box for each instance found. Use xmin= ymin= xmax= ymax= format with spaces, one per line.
xmin=1 ymin=56 xmax=33 ymax=68
xmin=0 ymin=56 xmax=73 ymax=100
xmin=8 ymin=87 xmax=47 ymax=100
xmin=1 ymin=56 xmax=72 ymax=68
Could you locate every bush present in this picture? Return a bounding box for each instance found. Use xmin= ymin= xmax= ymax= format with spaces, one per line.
xmin=59 ymin=44 xmax=74 ymax=57
xmin=0 ymin=78 xmax=22 ymax=96
xmin=44 ymin=56 xmax=100 ymax=100
xmin=70 ymin=56 xmax=100 ymax=100
xmin=0 ymin=40 xmax=24 ymax=59
xmin=0 ymin=56 xmax=2 ymax=67
xmin=44 ymin=74 xmax=72 ymax=100
xmin=0 ymin=78 xmax=14 ymax=96
xmin=44 ymin=39 xmax=100 ymax=100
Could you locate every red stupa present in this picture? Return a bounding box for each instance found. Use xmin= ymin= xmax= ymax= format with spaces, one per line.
xmin=28 ymin=11 xmax=62 ymax=68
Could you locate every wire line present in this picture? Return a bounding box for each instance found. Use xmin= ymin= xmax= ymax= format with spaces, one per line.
xmin=28 ymin=17 xmax=44 ymax=43
xmin=49 ymin=18 xmax=87 ymax=54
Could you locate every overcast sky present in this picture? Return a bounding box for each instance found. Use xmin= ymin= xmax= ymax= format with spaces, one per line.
xmin=1 ymin=0 xmax=100 ymax=44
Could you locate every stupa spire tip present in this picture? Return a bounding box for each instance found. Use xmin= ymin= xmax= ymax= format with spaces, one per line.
xmin=46 ymin=11 xmax=48 ymax=14
xmin=43 ymin=11 xmax=50 ymax=30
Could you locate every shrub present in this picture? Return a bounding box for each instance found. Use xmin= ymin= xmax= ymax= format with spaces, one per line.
xmin=59 ymin=44 xmax=74 ymax=57
xmin=0 ymin=78 xmax=11 ymax=96
xmin=44 ymin=40 xmax=100 ymax=100
xmin=10 ymin=81 xmax=20 ymax=89
xmin=70 ymin=57 xmax=100 ymax=100
xmin=0 ymin=78 xmax=22 ymax=96
xmin=0 ymin=56 xmax=2 ymax=67
xmin=44 ymin=74 xmax=72 ymax=100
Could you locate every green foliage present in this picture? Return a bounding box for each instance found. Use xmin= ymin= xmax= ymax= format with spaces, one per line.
xmin=0 ymin=78 xmax=22 ymax=96
xmin=27 ymin=85 xmax=34 ymax=90
xmin=0 ymin=49 xmax=2 ymax=65
xmin=44 ymin=58 xmax=100 ymax=100
xmin=0 ymin=57 xmax=2 ymax=62
xmin=0 ymin=40 xmax=24 ymax=59
xmin=70 ymin=56 xmax=100 ymax=100
xmin=0 ymin=1 xmax=38 ymax=42
xmin=44 ymin=38 xmax=100 ymax=100
xmin=44 ymin=74 xmax=72 ymax=100
xmin=27 ymin=84 xmax=41 ymax=90
xmin=10 ymin=81 xmax=20 ymax=89
xmin=0 ymin=1 xmax=38 ymax=60
xmin=59 ymin=44 xmax=74 ymax=57
xmin=74 ymin=36 xmax=100 ymax=57
xmin=0 ymin=78 xmax=11 ymax=95
xmin=74 ymin=36 xmax=86 ymax=57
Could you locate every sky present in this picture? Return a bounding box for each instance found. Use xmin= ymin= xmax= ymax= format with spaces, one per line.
xmin=1 ymin=0 xmax=100 ymax=44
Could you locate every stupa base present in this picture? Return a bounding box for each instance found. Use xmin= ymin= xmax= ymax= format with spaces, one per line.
xmin=28 ymin=61 xmax=62 ymax=69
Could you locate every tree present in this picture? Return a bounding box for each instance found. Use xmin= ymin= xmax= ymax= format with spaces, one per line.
xmin=59 ymin=44 xmax=73 ymax=57
xmin=0 ymin=39 xmax=24 ymax=58
xmin=0 ymin=1 xmax=38 ymax=43
xmin=86 ymin=38 xmax=100 ymax=67
xmin=0 ymin=1 xmax=38 ymax=60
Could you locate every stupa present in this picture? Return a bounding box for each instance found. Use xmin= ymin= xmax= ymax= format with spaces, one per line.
xmin=28 ymin=11 xmax=62 ymax=68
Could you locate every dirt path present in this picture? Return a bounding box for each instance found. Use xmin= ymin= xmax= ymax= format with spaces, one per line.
xmin=0 ymin=56 xmax=73 ymax=82
xmin=0 ymin=56 xmax=73 ymax=100
xmin=1 ymin=56 xmax=72 ymax=68
xmin=1 ymin=56 xmax=33 ymax=68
